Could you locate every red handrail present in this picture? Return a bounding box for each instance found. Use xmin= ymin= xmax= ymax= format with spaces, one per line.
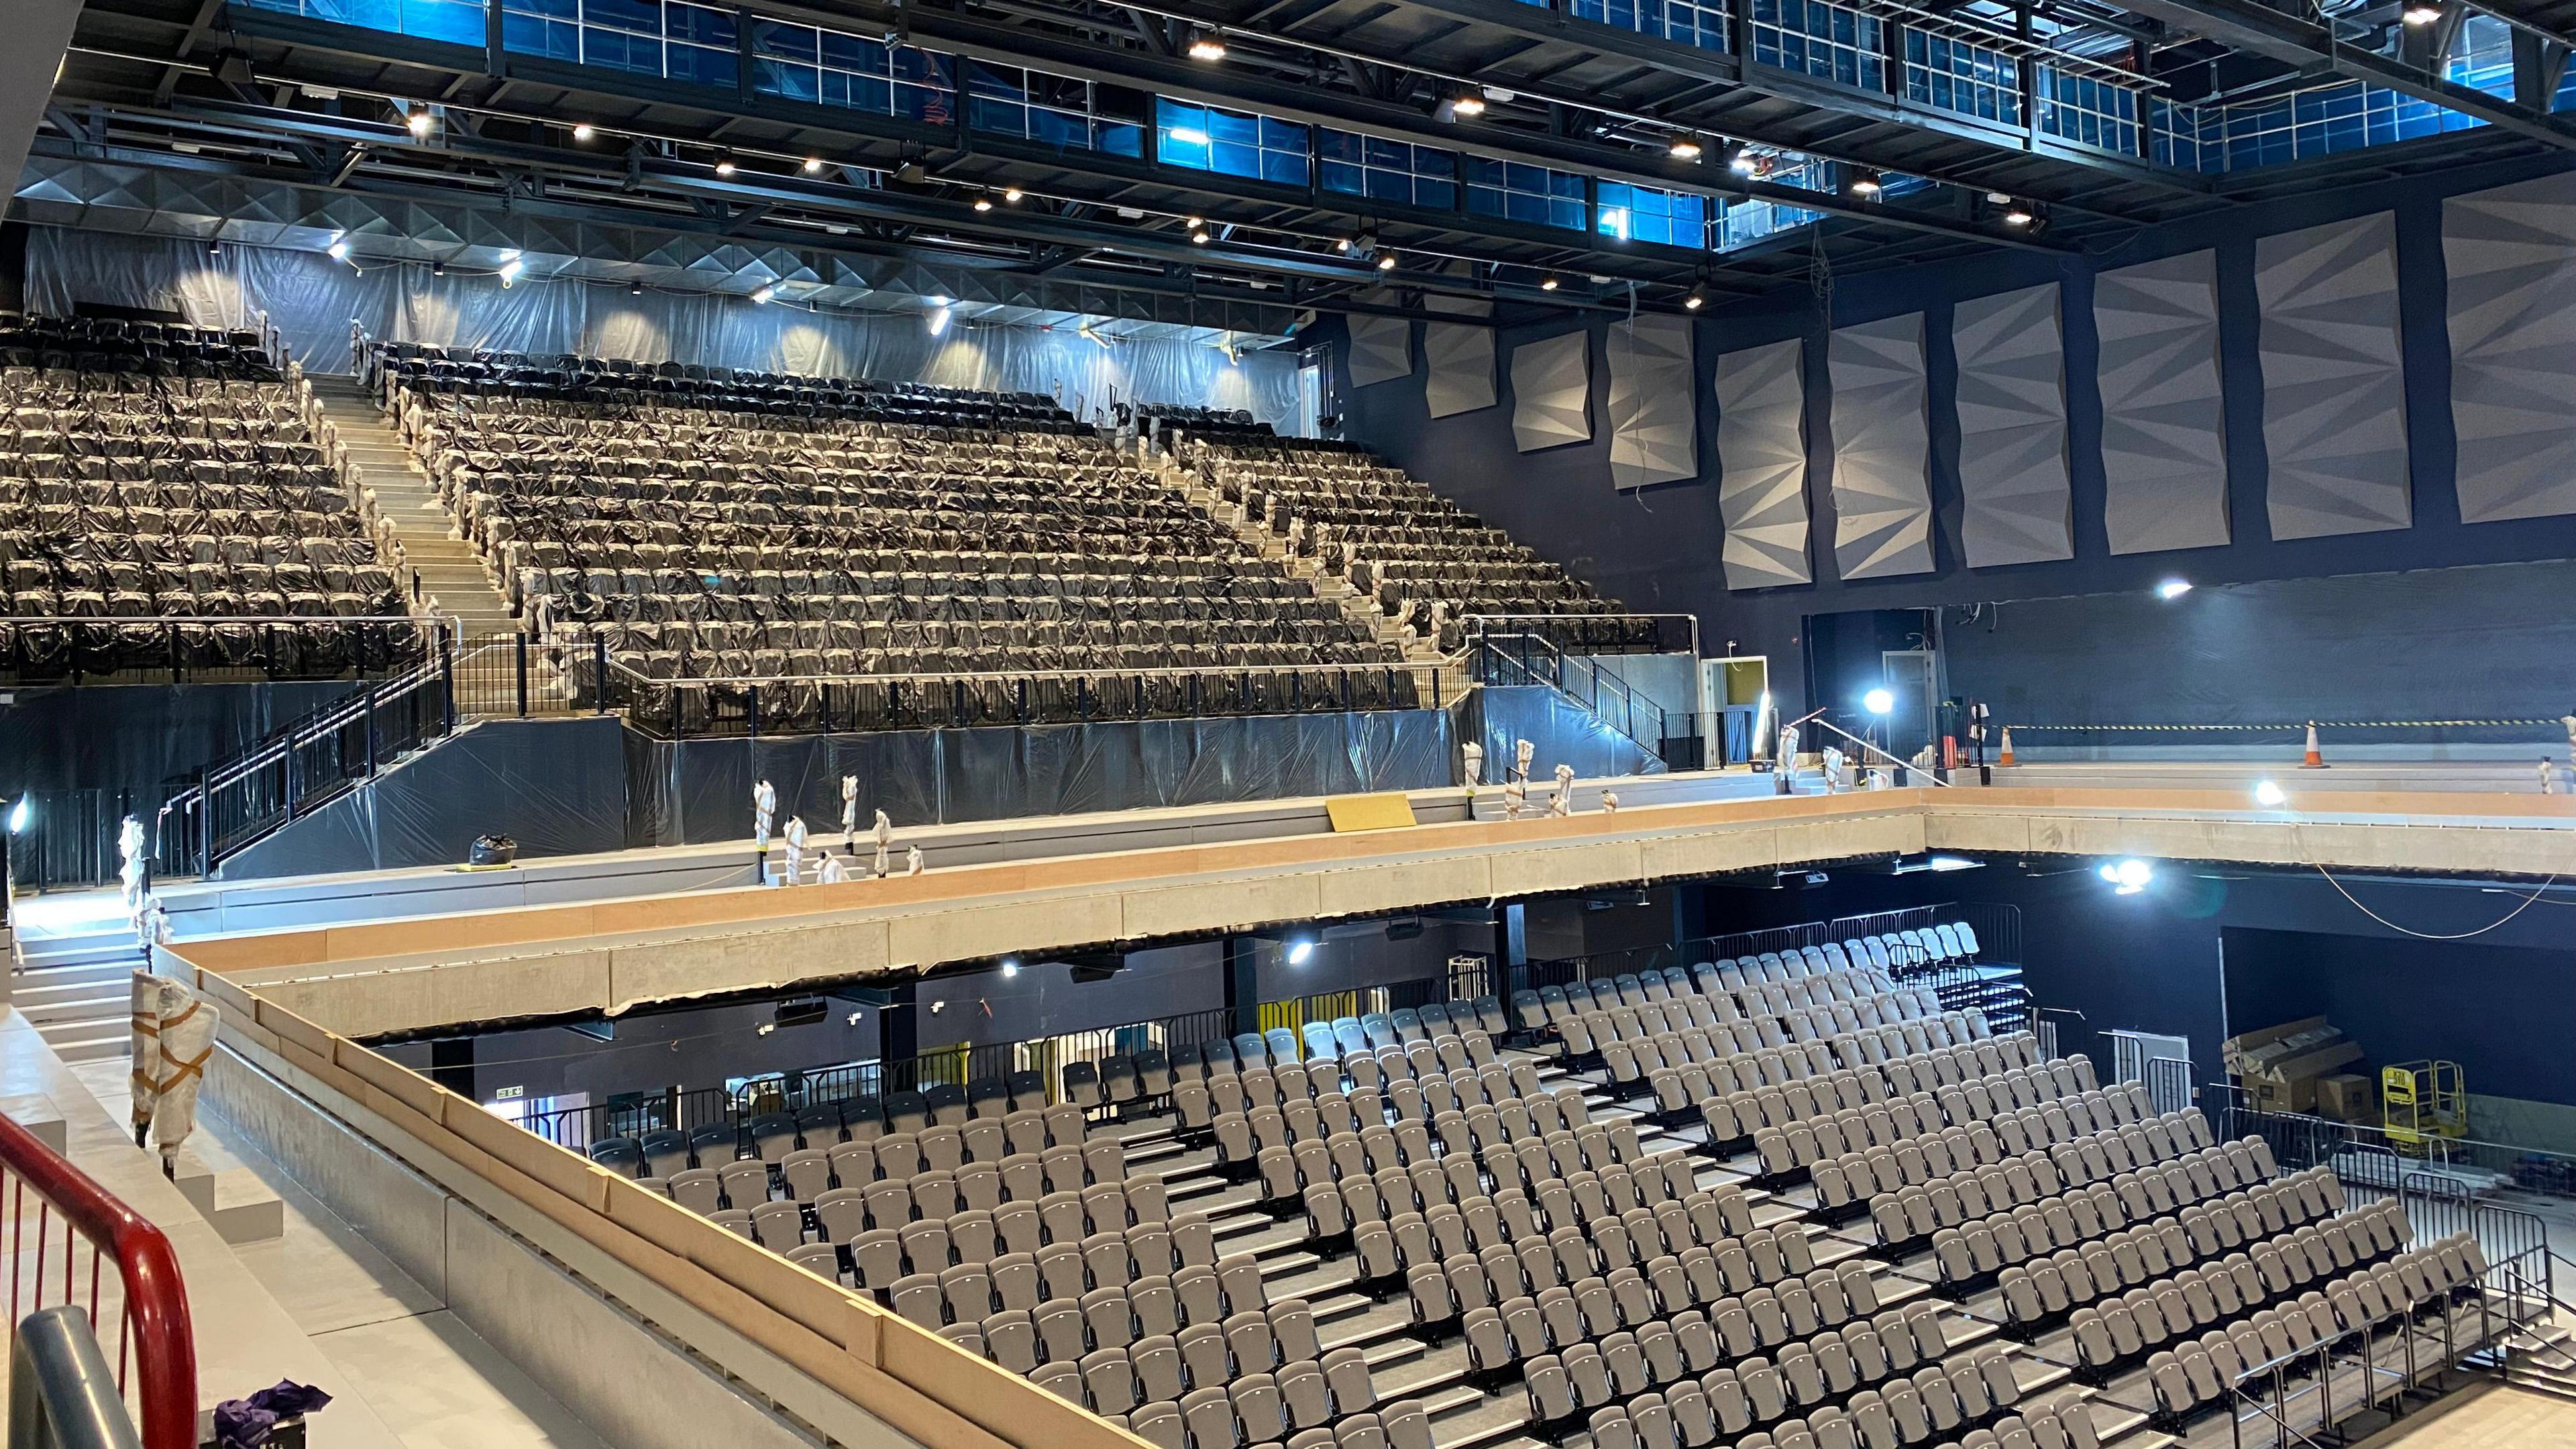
xmin=0 ymin=1107 xmax=197 ymax=1449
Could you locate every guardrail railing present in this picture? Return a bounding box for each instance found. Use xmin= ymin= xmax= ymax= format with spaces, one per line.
xmin=0 ymin=1111 xmax=195 ymax=1449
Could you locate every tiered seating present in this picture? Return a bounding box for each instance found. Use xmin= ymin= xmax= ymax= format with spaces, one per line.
xmin=0 ymin=315 xmax=410 ymax=676
xmin=578 ymin=924 xmax=2514 ymax=1449
xmin=374 ymin=345 xmax=1415 ymax=726
xmin=1180 ymin=433 xmax=1646 ymax=653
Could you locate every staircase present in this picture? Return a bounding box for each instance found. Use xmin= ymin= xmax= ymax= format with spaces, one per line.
xmin=307 ymin=375 xmax=519 ymax=638
xmin=13 ymin=926 xmax=146 ymax=1065
xmin=1145 ymin=440 xmax=1465 ymax=707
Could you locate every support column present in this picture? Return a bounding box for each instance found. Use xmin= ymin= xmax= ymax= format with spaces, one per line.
xmin=1225 ymin=935 xmax=1260 ymax=1038
xmin=879 ymin=979 xmax=918 ymax=1075
xmin=428 ymin=1037 xmax=476 ymax=1103
xmin=1495 ymin=902 xmax=1529 ymax=1002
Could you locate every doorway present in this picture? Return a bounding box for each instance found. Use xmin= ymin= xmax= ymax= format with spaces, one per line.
xmin=1799 ymin=608 xmax=1938 ymax=763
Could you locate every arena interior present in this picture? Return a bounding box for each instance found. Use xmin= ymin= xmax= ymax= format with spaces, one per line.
xmin=1 ymin=3 xmax=2575 ymax=1448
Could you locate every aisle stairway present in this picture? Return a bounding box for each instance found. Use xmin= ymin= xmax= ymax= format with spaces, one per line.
xmin=308 ymin=375 xmax=518 ymax=638
xmin=1147 ymin=439 xmax=1465 ymax=707
xmin=13 ymin=924 xmax=145 ymax=1064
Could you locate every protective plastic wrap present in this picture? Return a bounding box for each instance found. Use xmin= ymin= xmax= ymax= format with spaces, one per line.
xmin=627 ymin=710 xmax=1453 ymax=847
xmin=1469 ymin=686 xmax=1664 ymax=786
xmin=25 ymin=229 xmax=1301 ymax=425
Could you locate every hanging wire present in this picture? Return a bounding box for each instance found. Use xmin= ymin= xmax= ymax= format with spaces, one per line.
xmin=2290 ymin=820 xmax=2562 ymax=940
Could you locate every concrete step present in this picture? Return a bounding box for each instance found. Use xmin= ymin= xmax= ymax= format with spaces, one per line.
xmin=16 ymin=991 xmax=130 ymax=1027
xmin=39 ymin=1031 xmax=129 ymax=1065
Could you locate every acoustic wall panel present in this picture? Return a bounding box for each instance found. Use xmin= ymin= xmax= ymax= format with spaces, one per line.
xmin=2096 ymin=249 xmax=2231 ymax=555
xmin=1953 ymin=283 xmax=2073 ymax=568
xmin=1605 ymin=315 xmax=1697 ymax=489
xmin=2255 ymin=213 xmax=2411 ymax=540
xmin=1424 ymin=323 xmax=1496 ymax=417
xmin=2446 ymin=170 xmax=2576 ymax=523
xmin=1346 ymin=315 xmax=1411 ymax=387
xmin=1511 ymin=330 xmax=1592 ymax=451
xmin=1713 ymin=338 xmax=1811 ymax=589
xmin=1827 ymin=313 xmax=1933 ymax=579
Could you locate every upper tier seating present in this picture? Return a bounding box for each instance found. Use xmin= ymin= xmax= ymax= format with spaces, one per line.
xmin=0 ymin=315 xmax=411 ymax=676
xmin=374 ymin=345 xmax=1417 ymax=727
xmin=1177 ymin=431 xmax=1653 ymax=654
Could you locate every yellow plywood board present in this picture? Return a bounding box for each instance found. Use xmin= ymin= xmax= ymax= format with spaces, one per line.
xmin=1325 ymin=793 xmax=1418 ymax=833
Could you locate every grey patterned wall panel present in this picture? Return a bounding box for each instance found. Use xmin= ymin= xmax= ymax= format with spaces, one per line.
xmin=1827 ymin=313 xmax=1934 ymax=579
xmin=1423 ymin=323 xmax=1497 ymax=418
xmin=1346 ymin=315 xmax=1411 ymax=387
xmin=2256 ymin=213 xmax=2411 ymax=540
xmin=1714 ymin=339 xmax=1811 ymax=589
xmin=1953 ymin=283 xmax=2072 ymax=568
xmin=2096 ymin=249 xmax=2231 ymax=555
xmin=1606 ymin=315 xmax=1697 ymax=489
xmin=1511 ymin=330 xmax=1593 ymax=451
xmin=2446 ymin=170 xmax=2576 ymax=523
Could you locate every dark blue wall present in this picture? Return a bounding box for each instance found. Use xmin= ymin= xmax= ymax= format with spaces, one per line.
xmin=1337 ymin=148 xmax=2576 ymax=722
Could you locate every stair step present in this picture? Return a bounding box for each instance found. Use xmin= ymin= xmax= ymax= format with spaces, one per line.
xmin=40 ymin=1033 xmax=130 ymax=1064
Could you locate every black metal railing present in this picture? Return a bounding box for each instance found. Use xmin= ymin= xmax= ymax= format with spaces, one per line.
xmin=1469 ymin=632 xmax=1701 ymax=771
xmin=1456 ymin=613 xmax=1699 ymax=659
xmin=2214 ymin=1085 xmax=2576 ymax=1204
xmin=531 ymin=963 xmax=1495 ymax=1156
xmin=155 ymin=645 xmax=458 ymax=876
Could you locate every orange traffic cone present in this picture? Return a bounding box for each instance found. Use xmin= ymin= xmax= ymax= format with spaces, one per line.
xmin=2301 ymin=721 xmax=2326 ymax=769
xmin=1997 ymin=727 xmax=2016 ymax=767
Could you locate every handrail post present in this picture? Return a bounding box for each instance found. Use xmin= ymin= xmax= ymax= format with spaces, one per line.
xmin=592 ymin=637 xmax=608 ymax=716
xmin=516 ymin=633 xmax=530 ymax=718
xmin=439 ymin=631 xmax=455 ymax=735
xmin=364 ymin=681 xmax=378 ymax=779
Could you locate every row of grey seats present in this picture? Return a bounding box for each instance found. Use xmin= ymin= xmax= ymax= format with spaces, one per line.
xmin=1241 ymin=1111 xmax=1666 ymax=1209
xmin=1640 ymin=1383 xmax=2098 ymax=1449
xmin=830 ymin=1195 xmax=1207 ymax=1293
xmin=1206 ymin=1073 xmax=1584 ymax=1165
xmin=1792 ymin=1082 xmax=2156 ymax=1194
xmin=1861 ymin=1115 xmax=2235 ymax=1245
xmin=1580 ymin=994 xmax=1948 ymax=1076
xmin=2061 ymin=1200 xmax=2417 ymax=1378
xmin=947 ymin=1269 xmax=1300 ymax=1373
xmin=1690 ymin=1042 xmax=2086 ymax=1144
xmin=1933 ymin=1161 xmax=2344 ymax=1287
xmin=1184 ymin=1035 xmax=1515 ymax=1129
xmin=1400 ymin=1193 xmax=1805 ymax=1326
xmin=2142 ymin=1233 xmax=2489 ymax=1422
xmin=2008 ymin=1189 xmax=2399 ymax=1337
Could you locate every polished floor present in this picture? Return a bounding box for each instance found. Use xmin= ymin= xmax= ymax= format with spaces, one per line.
xmin=2351 ymin=1383 xmax=2576 ymax=1449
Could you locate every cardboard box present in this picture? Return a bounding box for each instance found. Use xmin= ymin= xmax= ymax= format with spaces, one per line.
xmin=2224 ymin=1016 xmax=2365 ymax=1115
xmin=2316 ymin=1073 xmax=2375 ymax=1124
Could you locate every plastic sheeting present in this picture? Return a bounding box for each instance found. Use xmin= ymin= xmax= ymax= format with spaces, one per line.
xmin=25 ymin=229 xmax=1303 ymax=425
xmin=215 ymin=716 xmax=631 ymax=879
xmin=627 ymin=710 xmax=1453 ymax=847
xmin=1470 ymin=686 xmax=1663 ymax=785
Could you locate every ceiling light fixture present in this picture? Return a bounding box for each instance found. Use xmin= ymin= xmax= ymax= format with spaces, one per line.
xmin=753 ymin=284 xmax=775 ymax=303
xmin=1848 ymin=168 xmax=1884 ymax=199
xmin=1724 ymin=140 xmax=1757 ymax=175
xmin=327 ymin=239 xmax=351 ymax=262
xmin=1668 ymin=134 xmax=1705 ymax=161
xmin=630 ymin=280 xmax=643 ymax=295
xmin=497 ymin=257 xmax=524 ymax=285
xmin=973 ymin=195 xmax=994 ymax=211
xmin=429 ymin=261 xmax=443 ymax=277
xmin=2156 ymin=578 xmax=2193 ymax=600
xmin=572 ymin=122 xmax=596 ymax=142
xmin=1377 ymin=253 xmax=1397 ymax=270
xmin=714 ymin=159 xmax=738 ymax=177
xmin=1187 ymin=29 xmax=1227 ymax=60
xmin=1540 ymin=276 xmax=1559 ymax=290
xmin=1191 ymin=226 xmax=1211 ymax=243
xmin=1684 ymin=286 xmax=1705 ymax=309
xmin=2002 ymin=201 xmax=2035 ymax=226
xmin=1004 ymin=186 xmax=1023 ymax=202
xmin=1450 ymin=91 xmax=1487 ymax=117
xmin=1336 ymin=237 xmax=1353 ymax=253
xmin=2402 ymin=3 xmax=2443 ymax=22
xmin=802 ymin=156 xmax=823 ymax=173
xmin=406 ymin=109 xmax=433 ymax=137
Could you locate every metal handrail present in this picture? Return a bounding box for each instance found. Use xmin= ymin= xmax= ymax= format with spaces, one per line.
xmin=1470 ymin=634 xmax=1674 ymax=758
xmin=11 ymin=1309 xmax=144 ymax=1449
xmin=0 ymin=1114 xmax=194 ymax=1449
xmin=588 ymin=656 xmax=1430 ymax=687
xmin=1786 ymin=709 xmax=1955 ymax=786
xmin=1447 ymin=612 xmax=1703 ymax=659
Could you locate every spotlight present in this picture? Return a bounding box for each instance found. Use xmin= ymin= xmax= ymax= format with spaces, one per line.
xmin=1668 ymin=134 xmax=1705 ymax=161
xmin=2402 ymin=2 xmax=2442 ymax=21
xmin=973 ymin=195 xmax=994 ymax=211
xmin=2253 ymin=780 xmax=2287 ymax=808
xmin=1449 ymin=91 xmax=1487 ymax=118
xmin=497 ymin=248 xmax=521 ymax=262
xmin=1721 ymin=140 xmax=1755 ymax=174
xmin=406 ymin=109 xmax=433 ymax=137
xmin=753 ymin=284 xmax=775 ymax=303
xmin=1848 ymin=169 xmax=1884 ymax=198
xmin=2155 ymin=578 xmax=2193 ymax=600
xmin=2097 ymin=858 xmax=2155 ymax=894
xmin=1684 ymin=288 xmax=1705 ymax=310
xmin=572 ymin=122 xmax=596 ymax=142
xmin=1187 ymin=30 xmax=1227 ymax=60
xmin=498 ymin=257 xmax=524 ymax=284
xmin=1863 ymin=687 xmax=1894 ymax=715
xmin=1004 ymin=186 xmax=1023 ymax=202
xmin=207 ymin=239 xmax=221 ymax=257
xmin=431 ymin=262 xmax=444 ymax=277
xmin=1190 ymin=226 xmax=1210 ymax=244
xmin=327 ymin=239 xmax=352 ymax=262
xmin=2001 ymin=201 xmax=2035 ymax=226
xmin=1336 ymin=237 xmax=1354 ymax=253
xmin=926 ymin=302 xmax=953 ymax=336
xmin=714 ymin=158 xmax=738 ymax=176
xmin=1377 ymin=253 xmax=1397 ymax=270
xmin=1185 ymin=216 xmax=1203 ymax=227
xmin=802 ymin=156 xmax=823 ymax=173
xmin=1001 ymin=956 xmax=1021 ymax=977
xmin=756 ymin=1022 xmax=777 ymax=1036
xmin=7 ymin=797 xmax=28 ymax=833
xmin=1287 ymin=937 xmax=1317 ymax=965
xmin=1540 ymin=276 xmax=1559 ymax=291
xmin=630 ymin=279 xmax=643 ymax=295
